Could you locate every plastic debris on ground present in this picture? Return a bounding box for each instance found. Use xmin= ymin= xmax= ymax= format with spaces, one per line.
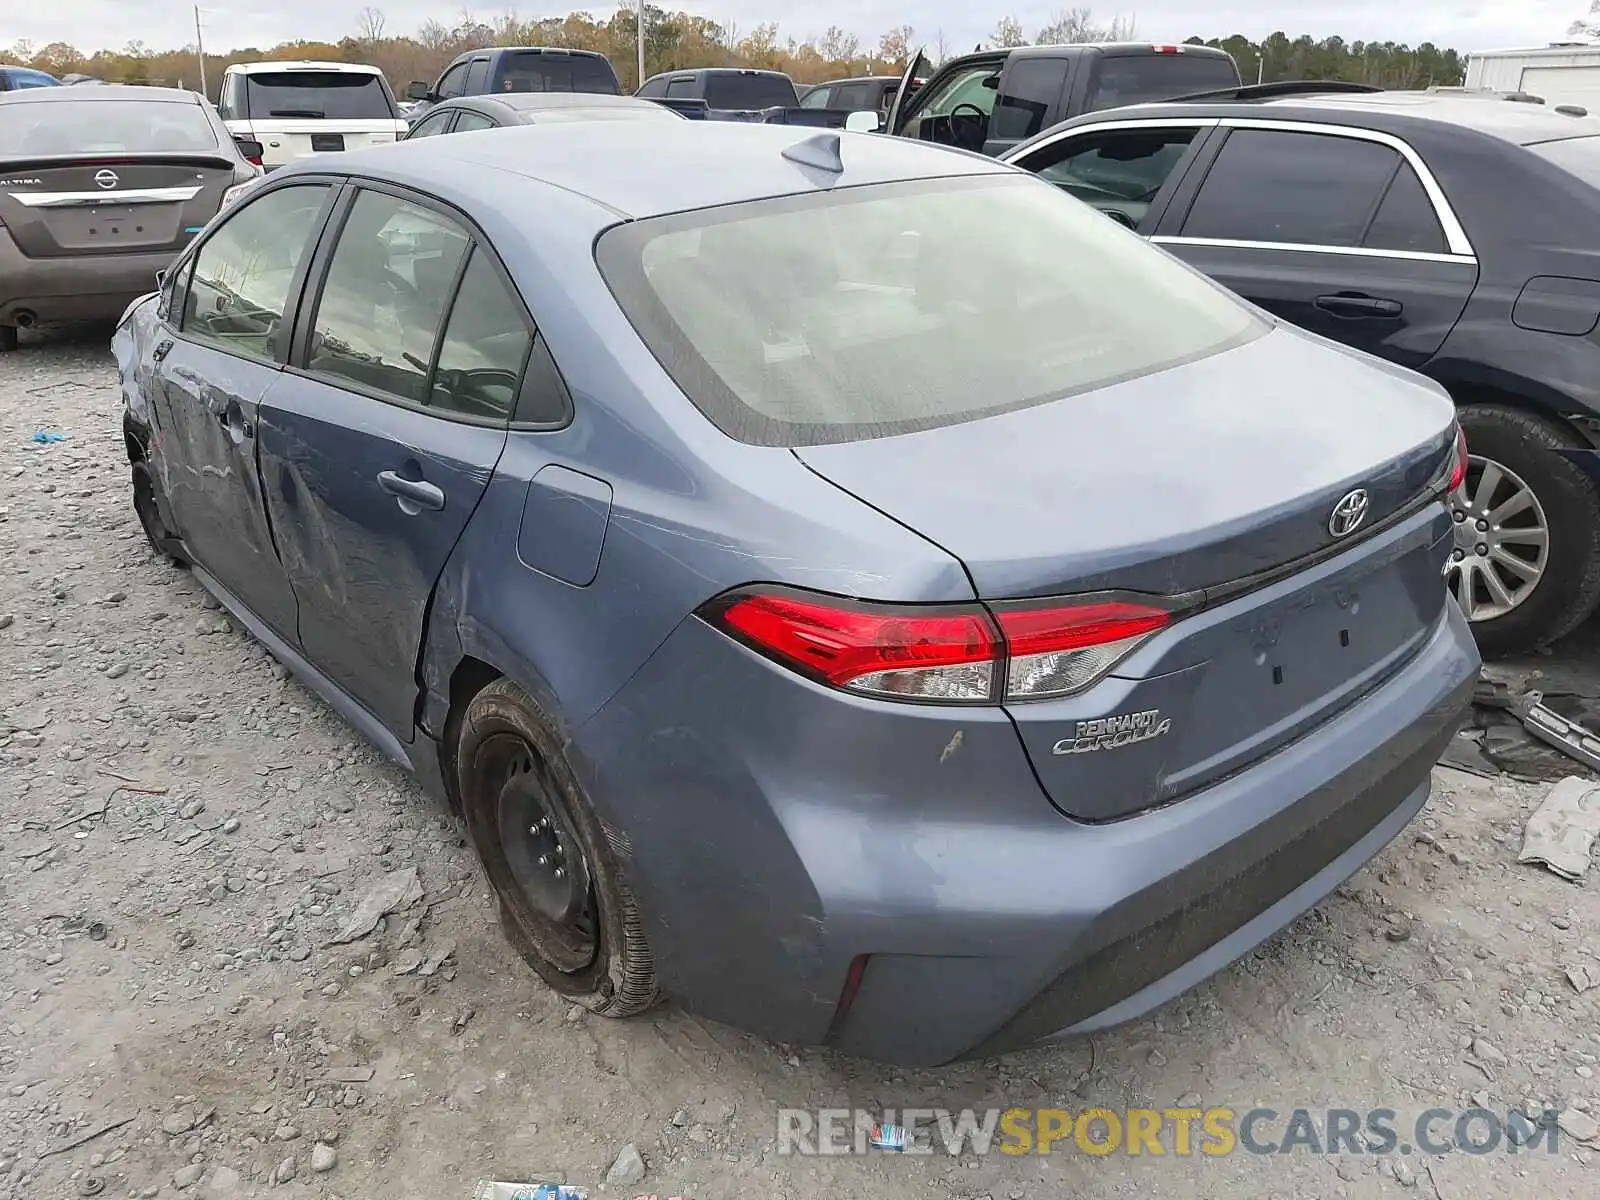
xmin=30 ymin=432 xmax=69 ymax=444
xmin=869 ymin=1121 xmax=909 ymax=1151
xmin=1518 ymin=776 xmax=1600 ymax=880
xmin=471 ymin=1184 xmax=588 ymax=1200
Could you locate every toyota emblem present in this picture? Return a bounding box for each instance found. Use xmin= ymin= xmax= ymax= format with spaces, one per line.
xmin=93 ymin=169 xmax=119 ymax=189
xmin=1328 ymin=488 xmax=1371 ymax=539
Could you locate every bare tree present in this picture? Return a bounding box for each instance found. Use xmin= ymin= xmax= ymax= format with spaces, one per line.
xmin=1035 ymin=8 xmax=1138 ymax=45
xmin=989 ymin=16 xmax=1027 ymax=48
xmin=1570 ymin=1 xmax=1600 ymax=40
xmin=356 ymin=6 xmax=386 ymax=43
xmin=932 ymin=27 xmax=950 ymax=63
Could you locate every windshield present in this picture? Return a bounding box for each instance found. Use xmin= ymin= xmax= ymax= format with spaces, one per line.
xmin=1530 ymin=135 xmax=1600 ymax=187
xmin=597 ymin=174 xmax=1263 ymax=447
xmin=244 ymin=72 xmax=397 ymax=120
xmin=704 ymin=74 xmax=798 ymax=110
xmin=499 ymin=52 xmax=620 ymax=94
xmin=1086 ymin=53 xmax=1240 ymax=111
xmin=0 ymin=99 xmax=219 ymax=155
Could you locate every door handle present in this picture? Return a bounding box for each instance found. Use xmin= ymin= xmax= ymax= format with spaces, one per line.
xmin=153 ymin=339 xmax=174 ymax=362
xmin=377 ymin=470 xmax=445 ymax=512
xmin=1314 ymin=293 xmax=1403 ymax=318
xmin=215 ymin=400 xmax=253 ymax=441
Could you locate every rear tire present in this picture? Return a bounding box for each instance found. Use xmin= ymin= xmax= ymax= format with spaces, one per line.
xmin=455 ymin=678 xmax=658 ymax=1017
xmin=131 ymin=462 xmax=190 ymax=566
xmin=0 ymin=325 xmax=17 ymax=353
xmin=1451 ymin=403 xmax=1600 ymax=657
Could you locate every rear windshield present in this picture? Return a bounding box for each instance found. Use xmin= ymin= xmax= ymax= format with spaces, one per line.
xmin=705 ymin=74 xmax=798 ymax=110
xmin=244 ymin=72 xmax=397 ymax=120
xmin=1530 ymin=135 xmax=1600 ymax=186
xmin=498 ymin=53 xmax=620 ymax=94
xmin=597 ymin=174 xmax=1263 ymax=447
xmin=0 ymin=100 xmax=219 ymax=155
xmin=1087 ymin=53 xmax=1240 ymax=111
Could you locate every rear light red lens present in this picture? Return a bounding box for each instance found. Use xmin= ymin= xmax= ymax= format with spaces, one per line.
xmin=997 ymin=600 xmax=1171 ymax=699
xmin=1449 ymin=424 xmax=1468 ymax=492
xmin=246 ymin=154 xmax=263 ymax=167
xmin=1152 ymin=44 xmax=1183 ymax=54
xmin=700 ymin=587 xmax=1176 ymax=704
xmin=709 ymin=590 xmax=998 ymax=701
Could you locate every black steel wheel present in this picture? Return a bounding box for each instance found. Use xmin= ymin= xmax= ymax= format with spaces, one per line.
xmin=455 ymin=678 xmax=658 ymax=1015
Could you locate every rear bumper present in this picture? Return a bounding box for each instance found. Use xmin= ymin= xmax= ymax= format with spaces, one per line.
xmin=571 ymin=597 xmax=1478 ymax=1066
xmin=0 ymin=233 xmax=178 ymax=326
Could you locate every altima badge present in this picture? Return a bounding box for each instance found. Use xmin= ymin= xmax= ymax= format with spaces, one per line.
xmin=1052 ymin=708 xmax=1171 ymax=755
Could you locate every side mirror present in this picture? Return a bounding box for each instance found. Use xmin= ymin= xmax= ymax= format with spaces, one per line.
xmin=233 ymin=137 xmax=264 ymax=162
xmin=405 ymin=81 xmax=431 ymax=101
xmin=845 ymin=110 xmax=882 ymax=133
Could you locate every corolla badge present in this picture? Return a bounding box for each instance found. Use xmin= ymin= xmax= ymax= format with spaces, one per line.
xmin=1052 ymin=708 xmax=1171 ymax=755
xmin=1328 ymin=488 xmax=1370 ymax=538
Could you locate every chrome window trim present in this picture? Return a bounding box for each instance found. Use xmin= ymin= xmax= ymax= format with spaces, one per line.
xmin=1003 ymin=113 xmax=1476 ymax=259
xmin=10 ymin=186 xmax=205 ymax=208
xmin=1150 ymin=235 xmax=1476 ymax=266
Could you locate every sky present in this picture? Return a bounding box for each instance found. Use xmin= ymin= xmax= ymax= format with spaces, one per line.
xmin=2 ymin=0 xmax=1590 ymax=59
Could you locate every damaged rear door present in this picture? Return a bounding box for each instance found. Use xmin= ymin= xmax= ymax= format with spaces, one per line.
xmin=257 ymin=184 xmax=524 ymax=740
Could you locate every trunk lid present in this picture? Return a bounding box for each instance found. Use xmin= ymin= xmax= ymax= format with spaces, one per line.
xmin=0 ymin=156 xmax=236 ymax=258
xmin=794 ymin=326 xmax=1458 ymax=820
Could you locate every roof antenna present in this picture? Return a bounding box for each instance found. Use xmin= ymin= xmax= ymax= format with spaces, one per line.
xmin=782 ymin=132 xmax=844 ymax=175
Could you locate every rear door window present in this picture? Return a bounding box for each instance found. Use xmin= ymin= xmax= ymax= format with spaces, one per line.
xmin=990 ymin=58 xmax=1065 ymax=141
xmin=833 ymin=82 xmax=876 ymax=111
xmin=464 ymin=59 xmax=491 ymax=94
xmin=306 ymin=190 xmax=471 ymax=405
xmin=800 ymin=86 xmax=833 ymax=109
xmin=244 ymin=72 xmax=397 ymax=120
xmin=665 ymin=77 xmax=697 ymax=98
xmin=183 ymin=184 xmax=332 ymax=360
xmin=1180 ymin=129 xmax=1402 ymax=247
xmin=452 ymin=111 xmax=496 ymax=132
xmin=1086 ymin=53 xmax=1239 ymax=111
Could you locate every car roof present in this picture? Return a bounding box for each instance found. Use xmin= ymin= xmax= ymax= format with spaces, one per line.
xmin=1091 ymin=90 xmax=1599 ymax=146
xmin=0 ymin=84 xmax=200 ymax=104
xmin=229 ymin=60 xmax=383 ymax=75
xmin=475 ymin=93 xmax=663 ymax=113
xmin=300 ymin=120 xmax=1011 ymax=219
xmin=458 ymin=45 xmax=610 ymax=58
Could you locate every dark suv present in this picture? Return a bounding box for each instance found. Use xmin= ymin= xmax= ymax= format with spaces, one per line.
xmin=1001 ymin=84 xmax=1600 ymax=656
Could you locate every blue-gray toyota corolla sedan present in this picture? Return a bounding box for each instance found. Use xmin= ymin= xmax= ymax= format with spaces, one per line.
xmin=114 ymin=120 xmax=1480 ymax=1065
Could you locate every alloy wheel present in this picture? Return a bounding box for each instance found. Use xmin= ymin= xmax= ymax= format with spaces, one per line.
xmin=1446 ymin=453 xmax=1550 ymax=622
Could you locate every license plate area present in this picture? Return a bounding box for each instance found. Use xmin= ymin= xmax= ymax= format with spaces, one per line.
xmin=310 ymin=133 xmax=345 ymax=152
xmin=45 ymin=204 xmax=177 ymax=250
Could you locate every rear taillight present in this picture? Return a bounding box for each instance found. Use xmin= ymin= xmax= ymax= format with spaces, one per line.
xmin=1449 ymin=423 xmax=1469 ymax=492
xmin=1151 ymin=44 xmax=1185 ymax=54
xmin=699 ymin=586 xmax=1176 ymax=704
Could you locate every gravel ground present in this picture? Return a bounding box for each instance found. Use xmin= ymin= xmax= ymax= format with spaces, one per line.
xmin=3 ymin=325 xmax=1600 ymax=1200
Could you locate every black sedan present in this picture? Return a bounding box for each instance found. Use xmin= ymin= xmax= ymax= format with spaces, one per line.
xmin=403 ymin=91 xmax=686 ymax=139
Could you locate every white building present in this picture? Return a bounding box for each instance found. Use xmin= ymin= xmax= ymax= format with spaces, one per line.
xmin=1465 ymin=44 xmax=1600 ymax=110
